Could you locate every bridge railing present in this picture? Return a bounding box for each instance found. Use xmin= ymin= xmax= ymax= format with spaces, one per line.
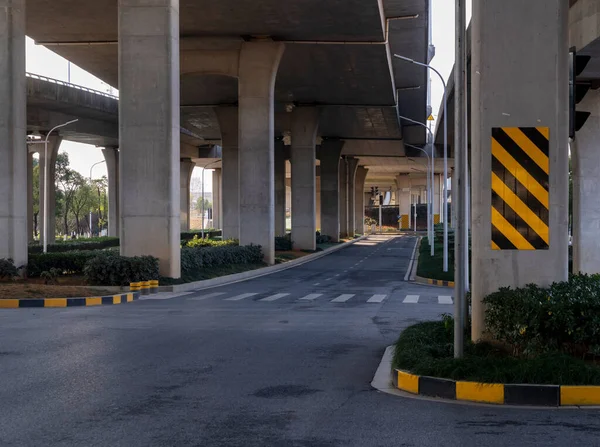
xmin=26 ymin=72 xmax=119 ymax=100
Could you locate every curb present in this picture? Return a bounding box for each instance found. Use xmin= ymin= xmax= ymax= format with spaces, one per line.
xmin=414 ymin=275 xmax=455 ymax=288
xmin=393 ymin=369 xmax=600 ymax=406
xmin=0 ymin=292 xmax=140 ymax=309
xmin=159 ymin=236 xmax=368 ymax=293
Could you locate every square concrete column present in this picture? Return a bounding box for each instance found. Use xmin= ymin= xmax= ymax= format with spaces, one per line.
xmin=27 ymin=150 xmax=34 ymax=242
xmin=355 ymin=167 xmax=368 ymax=234
xmin=320 ymin=140 xmax=344 ymax=242
xmin=471 ymin=0 xmax=569 ymax=340
xmin=216 ymin=107 xmax=239 ymax=240
xmin=179 ymin=159 xmax=195 ymax=232
xmin=38 ymin=135 xmax=62 ymax=245
xmin=338 ymin=157 xmax=348 ymax=238
xmin=119 ymin=0 xmax=180 ymax=278
xmin=101 ymin=147 xmax=120 ymax=237
xmin=274 ymin=140 xmax=286 ymax=236
xmin=396 ymin=174 xmax=411 ymax=230
xmin=572 ymin=88 xmax=600 ymax=274
xmin=238 ymin=41 xmax=284 ymax=264
xmin=0 ymin=0 xmax=26 ymax=267
xmin=450 ymin=169 xmax=456 ymax=229
xmin=291 ymin=107 xmax=320 ymax=251
xmin=316 ymin=174 xmax=321 ymax=231
xmin=433 ymin=174 xmax=441 ymax=224
xmin=212 ymin=168 xmax=222 ymax=229
xmin=345 ymin=157 xmax=359 ymax=237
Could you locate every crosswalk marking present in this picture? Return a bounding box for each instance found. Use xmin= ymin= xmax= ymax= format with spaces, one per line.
xmin=299 ymin=293 xmax=322 ymax=301
xmin=225 ymin=293 xmax=258 ymax=301
xmin=188 ymin=292 xmax=225 ymax=301
xmin=403 ymin=295 xmax=420 ymax=304
xmin=260 ymin=293 xmax=289 ymax=302
xmin=438 ymin=295 xmax=453 ymax=305
xmin=367 ymin=294 xmax=387 ymax=303
xmin=331 ymin=294 xmax=355 ymax=303
xmin=142 ymin=291 xmax=195 ymax=301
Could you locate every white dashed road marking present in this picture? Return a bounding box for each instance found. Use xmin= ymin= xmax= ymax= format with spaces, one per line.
xmin=260 ymin=293 xmax=289 ymax=302
xmin=188 ymin=292 xmax=225 ymax=301
xmin=438 ymin=295 xmax=453 ymax=305
xmin=403 ymin=295 xmax=420 ymax=304
xmin=225 ymin=293 xmax=258 ymax=301
xmin=331 ymin=294 xmax=355 ymax=303
xmin=299 ymin=293 xmax=323 ymax=301
xmin=367 ymin=294 xmax=387 ymax=303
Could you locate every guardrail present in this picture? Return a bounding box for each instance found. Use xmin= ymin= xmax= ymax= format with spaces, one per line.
xmin=26 ymin=72 xmax=118 ymax=100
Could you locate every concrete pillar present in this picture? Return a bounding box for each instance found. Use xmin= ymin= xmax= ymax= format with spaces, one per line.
xmin=38 ymin=135 xmax=62 ymax=245
xmin=471 ymin=0 xmax=569 ymax=340
xmin=316 ymin=174 xmax=322 ymax=231
xmin=291 ymin=108 xmax=320 ymax=251
xmin=27 ymin=151 xmax=34 ymax=242
xmin=355 ymin=167 xmax=368 ymax=234
xmin=320 ymin=140 xmax=344 ymax=241
xmin=274 ymin=140 xmax=286 ymax=236
xmin=180 ymin=159 xmax=195 ymax=232
xmin=433 ymin=174 xmax=441 ymax=224
xmin=572 ymin=89 xmax=600 ymax=274
xmin=338 ymin=158 xmax=348 ymax=238
xmin=212 ymin=168 xmax=222 ymax=229
xmin=216 ymin=107 xmax=240 ymax=240
xmin=345 ymin=157 xmax=359 ymax=237
xmin=0 ymin=0 xmax=26 ymax=266
xmin=238 ymin=41 xmax=284 ymax=264
xmin=102 ymin=147 xmax=120 ymax=237
xmin=119 ymin=0 xmax=180 ymax=278
xmin=396 ymin=174 xmax=411 ymax=230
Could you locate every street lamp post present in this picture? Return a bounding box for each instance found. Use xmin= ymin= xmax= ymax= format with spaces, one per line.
xmin=40 ymin=119 xmax=79 ymax=253
xmin=201 ymin=160 xmax=221 ymax=239
xmin=399 ymin=115 xmax=435 ymax=256
xmin=405 ymin=143 xmax=432 ymax=251
xmin=394 ymin=53 xmax=449 ymax=272
xmin=89 ymin=160 xmax=106 ymax=237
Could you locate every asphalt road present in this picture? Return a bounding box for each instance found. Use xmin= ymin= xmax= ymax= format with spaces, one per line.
xmin=1 ymin=235 xmax=600 ymax=446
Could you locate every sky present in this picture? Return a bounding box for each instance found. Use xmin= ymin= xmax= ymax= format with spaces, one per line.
xmin=26 ymin=0 xmax=471 ymax=191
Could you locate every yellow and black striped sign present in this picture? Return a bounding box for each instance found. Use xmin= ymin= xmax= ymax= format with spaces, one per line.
xmin=491 ymin=127 xmax=549 ymax=250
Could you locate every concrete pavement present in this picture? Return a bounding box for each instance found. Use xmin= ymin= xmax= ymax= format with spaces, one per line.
xmin=1 ymin=235 xmax=599 ymax=446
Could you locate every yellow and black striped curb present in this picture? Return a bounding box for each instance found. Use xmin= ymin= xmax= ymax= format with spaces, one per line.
xmin=0 ymin=292 xmax=140 ymax=309
xmin=414 ymin=275 xmax=455 ymax=288
xmin=393 ymin=369 xmax=600 ymax=406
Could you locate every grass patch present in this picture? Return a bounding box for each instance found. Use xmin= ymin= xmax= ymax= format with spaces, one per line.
xmin=416 ymin=237 xmax=454 ymax=282
xmin=160 ymin=263 xmax=266 ymax=285
xmin=393 ymin=320 xmax=600 ymax=385
xmin=0 ymin=283 xmax=115 ymax=299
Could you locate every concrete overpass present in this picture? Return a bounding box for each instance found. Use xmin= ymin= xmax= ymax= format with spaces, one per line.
xmin=1 ymin=0 xmax=441 ymax=278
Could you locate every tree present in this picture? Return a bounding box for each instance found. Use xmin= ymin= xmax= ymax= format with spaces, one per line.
xmin=32 ymin=159 xmax=39 ymax=238
xmin=70 ymin=180 xmax=95 ymax=235
xmin=55 ymin=153 xmax=86 ymax=236
xmin=196 ymin=197 xmax=212 ymax=213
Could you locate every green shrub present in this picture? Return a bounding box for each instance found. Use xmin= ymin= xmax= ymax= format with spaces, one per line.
xmin=364 ymin=217 xmax=377 ymax=227
xmin=484 ymin=274 xmax=600 ymax=357
xmin=180 ymin=245 xmax=263 ymax=279
xmin=83 ymin=252 xmax=159 ymax=286
xmin=28 ymin=237 xmax=120 ymax=253
xmin=27 ymin=251 xmax=99 ymax=277
xmin=0 ymin=258 xmax=18 ymax=280
xmin=275 ymin=234 xmax=293 ymax=251
xmin=185 ymin=235 xmax=238 ymax=248
xmin=180 ymin=230 xmax=222 ymax=242
xmin=316 ymin=232 xmax=332 ymax=244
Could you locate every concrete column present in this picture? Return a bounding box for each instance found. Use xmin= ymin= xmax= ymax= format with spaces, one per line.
xmin=338 ymin=157 xmax=348 ymax=238
xmin=119 ymin=0 xmax=180 ymax=278
xmin=345 ymin=157 xmax=359 ymax=237
xmin=316 ymin=174 xmax=322 ymax=231
xmin=27 ymin=151 xmax=34 ymax=242
xmin=0 ymin=0 xmax=26 ymax=266
xmin=216 ymin=107 xmax=240 ymax=240
xmin=471 ymin=0 xmax=569 ymax=340
xmin=274 ymin=140 xmax=286 ymax=236
xmin=320 ymin=140 xmax=344 ymax=241
xmin=355 ymin=167 xmax=368 ymax=234
xmin=396 ymin=174 xmax=411 ymax=230
xmin=572 ymin=89 xmax=600 ymax=274
xmin=38 ymin=135 xmax=62 ymax=245
xmin=238 ymin=41 xmax=284 ymax=264
xmin=291 ymin=108 xmax=320 ymax=251
xmin=212 ymin=168 xmax=222 ymax=229
xmin=433 ymin=174 xmax=441 ymax=224
xmin=102 ymin=147 xmax=120 ymax=237
xmin=450 ymin=170 xmax=456 ymax=229
xmin=180 ymin=159 xmax=195 ymax=232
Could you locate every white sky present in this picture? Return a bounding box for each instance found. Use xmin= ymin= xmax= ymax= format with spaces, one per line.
xmin=26 ymin=1 xmax=471 ymax=190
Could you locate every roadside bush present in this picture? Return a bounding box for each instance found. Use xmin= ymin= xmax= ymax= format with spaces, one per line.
xmin=0 ymin=258 xmax=18 ymax=280
xmin=83 ymin=252 xmax=159 ymax=286
xmin=27 ymin=251 xmax=99 ymax=277
xmin=484 ymin=274 xmax=600 ymax=357
xmin=180 ymin=245 xmax=263 ymax=278
xmin=180 ymin=230 xmax=222 ymax=242
xmin=364 ymin=217 xmax=377 ymax=227
xmin=316 ymin=232 xmax=332 ymax=244
xmin=275 ymin=234 xmax=293 ymax=251
xmin=28 ymin=237 xmax=120 ymax=253
xmin=185 ymin=235 xmax=238 ymax=248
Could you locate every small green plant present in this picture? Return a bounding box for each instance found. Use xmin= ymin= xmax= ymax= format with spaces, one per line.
xmin=40 ymin=268 xmax=62 ymax=285
xmin=83 ymin=252 xmax=159 ymax=286
xmin=185 ymin=235 xmax=238 ymax=248
xmin=364 ymin=217 xmax=377 ymax=227
xmin=0 ymin=258 xmax=18 ymax=280
xmin=275 ymin=234 xmax=293 ymax=251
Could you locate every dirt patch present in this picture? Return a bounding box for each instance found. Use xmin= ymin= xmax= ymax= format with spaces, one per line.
xmin=0 ymin=283 xmax=116 ymax=299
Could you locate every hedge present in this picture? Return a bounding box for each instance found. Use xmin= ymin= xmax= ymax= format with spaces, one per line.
xmin=28 ymin=237 xmax=120 ymax=253
xmin=180 ymin=245 xmax=263 ymax=278
xmin=184 ymin=235 xmax=238 ymax=248
xmin=181 ymin=230 xmax=222 ymax=241
xmin=275 ymin=234 xmax=293 ymax=251
xmin=84 ymin=252 xmax=159 ymax=286
xmin=27 ymin=251 xmax=99 ymax=277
